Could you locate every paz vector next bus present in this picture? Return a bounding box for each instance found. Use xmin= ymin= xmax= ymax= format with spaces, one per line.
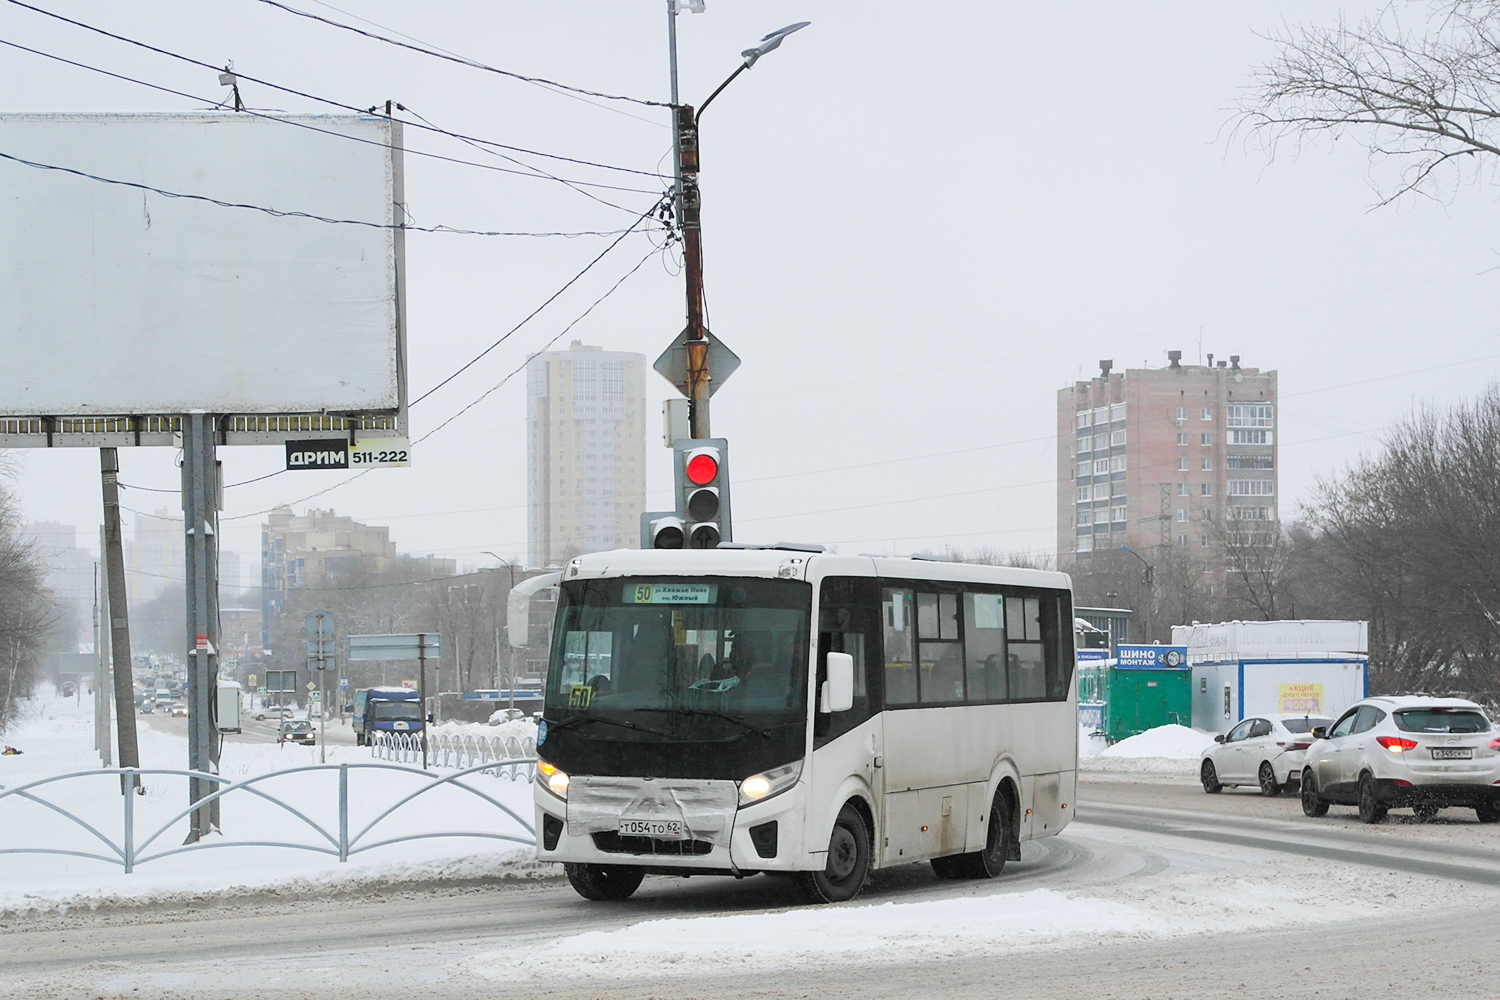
xmin=532 ymin=546 xmax=1078 ymax=904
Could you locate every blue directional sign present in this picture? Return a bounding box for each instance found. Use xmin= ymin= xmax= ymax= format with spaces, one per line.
xmin=1116 ymin=644 xmax=1188 ymax=669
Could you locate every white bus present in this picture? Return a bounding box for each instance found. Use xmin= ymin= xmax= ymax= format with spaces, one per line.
xmin=531 ymin=546 xmax=1078 ymax=903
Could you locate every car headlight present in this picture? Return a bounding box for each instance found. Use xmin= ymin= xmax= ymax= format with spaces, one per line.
xmin=537 ymin=761 xmax=570 ymax=799
xmin=739 ymin=760 xmax=802 ymax=807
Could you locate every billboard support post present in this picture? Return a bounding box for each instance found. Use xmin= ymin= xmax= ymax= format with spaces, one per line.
xmin=182 ymin=414 xmax=221 ymax=842
xmin=100 ymin=448 xmax=141 ymax=793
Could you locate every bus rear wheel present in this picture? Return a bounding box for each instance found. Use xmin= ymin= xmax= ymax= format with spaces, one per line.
xmin=953 ymin=793 xmax=1012 ymax=880
xmin=564 ymin=863 xmax=644 ymax=901
xmin=798 ymin=804 xmax=870 ymax=904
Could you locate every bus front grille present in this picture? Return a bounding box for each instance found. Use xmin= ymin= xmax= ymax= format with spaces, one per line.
xmin=591 ymin=832 xmax=715 ymax=856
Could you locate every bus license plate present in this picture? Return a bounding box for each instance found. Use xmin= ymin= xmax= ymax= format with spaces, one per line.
xmin=619 ymin=818 xmax=686 ymax=839
xmin=1431 ymin=748 xmax=1473 ymax=760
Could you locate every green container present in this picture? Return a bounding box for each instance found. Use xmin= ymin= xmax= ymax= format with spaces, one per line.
xmin=1078 ymin=662 xmax=1192 ymax=742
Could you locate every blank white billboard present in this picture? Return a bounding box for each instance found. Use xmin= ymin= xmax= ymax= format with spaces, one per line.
xmin=0 ymin=113 xmax=403 ymax=416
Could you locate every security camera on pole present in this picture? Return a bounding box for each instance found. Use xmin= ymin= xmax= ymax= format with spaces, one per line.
xmin=646 ymin=12 xmax=810 ymax=550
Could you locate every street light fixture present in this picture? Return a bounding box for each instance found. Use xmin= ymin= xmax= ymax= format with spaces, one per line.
xmin=1121 ymin=545 xmax=1155 ymax=588
xmin=666 ymin=18 xmax=811 ymax=440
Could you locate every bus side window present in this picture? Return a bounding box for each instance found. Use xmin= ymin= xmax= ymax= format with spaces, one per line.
xmin=964 ymin=591 xmax=1007 ymax=703
xmin=883 ymin=589 xmax=917 ymax=706
xmin=917 ymin=592 xmax=962 ymax=703
xmin=1007 ymin=596 xmax=1046 ymax=700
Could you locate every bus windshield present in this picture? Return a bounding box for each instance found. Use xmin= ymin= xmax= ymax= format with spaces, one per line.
xmin=547 ymin=576 xmax=811 ymax=736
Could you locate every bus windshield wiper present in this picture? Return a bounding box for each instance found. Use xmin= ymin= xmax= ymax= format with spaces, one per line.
xmin=548 ymin=715 xmax=675 ymax=738
xmin=635 ymin=707 xmax=774 ymax=737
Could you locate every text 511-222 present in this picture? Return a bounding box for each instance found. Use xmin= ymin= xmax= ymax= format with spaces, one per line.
xmin=351 ymin=450 xmax=408 ymax=465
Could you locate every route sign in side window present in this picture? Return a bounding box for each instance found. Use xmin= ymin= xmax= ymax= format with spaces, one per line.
xmin=882 ymin=589 xmax=917 ymax=706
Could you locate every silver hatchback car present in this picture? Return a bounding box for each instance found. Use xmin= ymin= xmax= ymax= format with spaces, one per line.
xmin=1300 ymin=697 xmax=1500 ymax=823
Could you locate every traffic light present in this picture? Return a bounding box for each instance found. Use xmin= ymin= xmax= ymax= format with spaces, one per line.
xmin=674 ymin=438 xmax=731 ymax=548
xmin=646 ymin=513 xmax=685 ymax=549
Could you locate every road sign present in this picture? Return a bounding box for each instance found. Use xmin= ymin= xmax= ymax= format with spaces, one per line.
xmin=287 ymin=440 xmax=349 ymax=470
xmin=311 ymin=690 xmax=322 ymax=700
xmin=247 ymin=673 xmax=257 ymax=687
xmin=653 ymin=329 xmax=740 ymax=399
xmin=306 ymin=639 xmax=335 ymax=657
xmin=350 ymin=437 xmax=411 ymax=468
xmin=339 ymin=676 xmax=349 ymax=689
xmin=307 ymin=681 xmax=316 ymax=692
xmin=347 ymin=633 xmax=442 ymax=661
xmin=306 ymin=610 xmax=336 ymax=636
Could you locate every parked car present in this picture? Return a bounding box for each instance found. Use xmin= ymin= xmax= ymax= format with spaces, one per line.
xmin=169 ymin=702 xmax=189 ymax=717
xmin=277 ymin=720 xmax=316 ymax=745
xmin=1300 ymin=697 xmax=1500 ymax=823
xmin=1201 ymin=713 xmax=1333 ymax=796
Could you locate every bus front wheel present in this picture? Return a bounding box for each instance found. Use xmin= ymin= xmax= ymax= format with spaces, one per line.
xmin=564 ymin=863 xmax=644 ymax=901
xmin=798 ymin=804 xmax=870 ymax=904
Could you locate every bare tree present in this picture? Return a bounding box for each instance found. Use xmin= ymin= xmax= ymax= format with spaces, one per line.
xmin=1239 ymin=2 xmax=1500 ymax=205
xmin=1299 ymin=385 xmax=1500 ymax=700
xmin=0 ymin=477 xmax=58 ymax=733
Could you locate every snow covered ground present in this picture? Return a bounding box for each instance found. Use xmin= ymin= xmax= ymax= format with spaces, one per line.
xmin=0 ymin=693 xmax=542 ymax=915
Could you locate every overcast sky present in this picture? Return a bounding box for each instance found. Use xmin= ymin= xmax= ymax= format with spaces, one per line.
xmin=2 ymin=0 xmax=1497 ymax=587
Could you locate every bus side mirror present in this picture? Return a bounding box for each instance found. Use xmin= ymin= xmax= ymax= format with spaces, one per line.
xmin=821 ymin=652 xmax=855 ymax=714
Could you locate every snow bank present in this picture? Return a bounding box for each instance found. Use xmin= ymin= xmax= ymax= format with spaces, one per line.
xmin=466 ymin=889 xmax=1154 ymax=981
xmin=1098 ymin=724 xmax=1216 ymax=759
xmin=0 ymin=692 xmax=543 ymax=915
xmin=431 ymin=718 xmax=539 ymax=742
xmin=1078 ymin=724 xmax=1109 ymax=758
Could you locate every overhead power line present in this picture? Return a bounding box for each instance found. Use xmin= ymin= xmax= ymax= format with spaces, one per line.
xmin=0 ymin=148 xmax=646 ymax=237
xmin=251 ymin=0 xmax=669 ymax=108
xmin=0 ymin=35 xmax=662 ymax=200
xmin=1 ymin=0 xmax=665 ymax=182
xmin=410 ymin=196 xmax=668 ymax=407
xmin=219 ymin=239 xmax=665 ymax=521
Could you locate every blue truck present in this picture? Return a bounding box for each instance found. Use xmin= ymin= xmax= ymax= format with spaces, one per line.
xmin=352 ymin=686 xmax=424 ymax=746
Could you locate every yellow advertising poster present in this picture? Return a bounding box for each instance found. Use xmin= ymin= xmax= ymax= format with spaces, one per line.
xmin=1279 ymin=683 xmax=1323 ymax=714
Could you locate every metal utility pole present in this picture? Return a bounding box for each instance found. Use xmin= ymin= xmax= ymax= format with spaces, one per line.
xmin=182 ymin=413 xmax=221 ymax=841
xmin=675 ymin=102 xmax=711 ymax=439
xmin=100 ymin=448 xmax=141 ymax=791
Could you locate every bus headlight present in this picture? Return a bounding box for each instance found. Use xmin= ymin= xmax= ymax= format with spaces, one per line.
xmin=739 ymin=760 xmax=802 ymax=807
xmin=537 ymin=761 xmax=570 ymax=799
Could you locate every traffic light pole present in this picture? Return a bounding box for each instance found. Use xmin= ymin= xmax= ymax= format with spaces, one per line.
xmin=675 ymin=104 xmax=711 ymax=440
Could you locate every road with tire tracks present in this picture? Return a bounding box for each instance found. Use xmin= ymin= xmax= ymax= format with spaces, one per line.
xmin=6 ymin=775 xmax=1500 ymax=1000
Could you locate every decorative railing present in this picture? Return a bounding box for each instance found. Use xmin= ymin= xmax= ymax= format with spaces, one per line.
xmin=0 ymin=760 xmax=535 ymax=874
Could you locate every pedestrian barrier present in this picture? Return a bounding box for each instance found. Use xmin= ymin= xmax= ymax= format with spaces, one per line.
xmin=0 ymin=759 xmax=535 ymax=874
xmin=371 ymin=731 xmax=537 ymax=781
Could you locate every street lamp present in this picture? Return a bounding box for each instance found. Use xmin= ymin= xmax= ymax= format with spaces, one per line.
xmin=1120 ymin=545 xmax=1155 ymax=588
xmin=665 ymin=15 xmax=811 ymax=440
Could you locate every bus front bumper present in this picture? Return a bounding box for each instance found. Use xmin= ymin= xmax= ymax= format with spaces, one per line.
xmin=533 ymin=778 xmax=808 ymax=873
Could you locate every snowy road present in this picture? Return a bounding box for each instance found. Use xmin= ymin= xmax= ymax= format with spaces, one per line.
xmin=7 ymin=777 xmax=1500 ymax=1000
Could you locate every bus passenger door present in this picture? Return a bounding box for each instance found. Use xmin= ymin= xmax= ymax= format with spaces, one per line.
xmin=811 ymin=578 xmax=883 ymax=864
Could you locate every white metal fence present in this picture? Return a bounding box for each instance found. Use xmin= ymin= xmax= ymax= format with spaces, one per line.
xmin=0 ymin=760 xmax=535 ymax=874
xmin=371 ymin=731 xmax=537 ymax=778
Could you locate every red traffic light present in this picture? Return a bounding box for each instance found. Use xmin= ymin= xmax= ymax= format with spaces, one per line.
xmin=685 ymin=451 xmax=719 ymax=486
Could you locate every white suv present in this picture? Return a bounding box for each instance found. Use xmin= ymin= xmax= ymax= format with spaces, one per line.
xmin=1300 ymin=697 xmax=1500 ymax=824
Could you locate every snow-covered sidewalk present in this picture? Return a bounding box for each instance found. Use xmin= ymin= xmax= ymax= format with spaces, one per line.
xmin=0 ymin=693 xmax=543 ymax=915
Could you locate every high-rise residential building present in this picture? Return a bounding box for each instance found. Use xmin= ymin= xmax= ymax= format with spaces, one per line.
xmin=26 ymin=521 xmax=95 ymax=640
xmin=1057 ymin=354 xmax=1278 ymax=570
xmin=526 ymin=341 xmax=648 ymax=568
xmin=260 ymin=505 xmax=456 ymax=651
xmin=125 ymin=507 xmax=183 ymax=605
